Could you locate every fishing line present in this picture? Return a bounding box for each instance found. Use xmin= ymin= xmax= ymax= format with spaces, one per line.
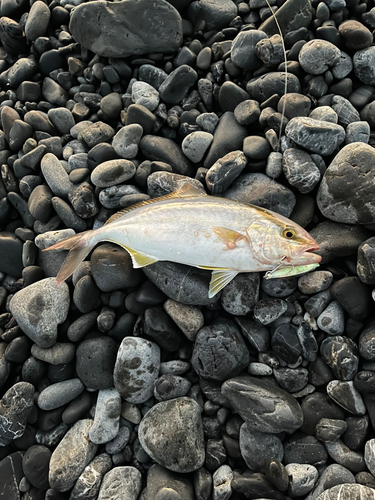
xmin=263 ymin=0 xmax=289 ymax=272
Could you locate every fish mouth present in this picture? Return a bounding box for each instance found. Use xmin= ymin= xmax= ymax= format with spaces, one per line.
xmin=298 ymin=244 xmax=322 ymax=264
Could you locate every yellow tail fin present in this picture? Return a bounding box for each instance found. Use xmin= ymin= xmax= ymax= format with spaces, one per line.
xmin=43 ymin=231 xmax=95 ymax=284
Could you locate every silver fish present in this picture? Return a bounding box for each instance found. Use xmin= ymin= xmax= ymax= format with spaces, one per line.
xmin=44 ymin=183 xmax=321 ymax=297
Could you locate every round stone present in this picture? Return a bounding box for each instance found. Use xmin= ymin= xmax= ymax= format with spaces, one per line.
xmin=91 ymin=159 xmax=136 ymax=187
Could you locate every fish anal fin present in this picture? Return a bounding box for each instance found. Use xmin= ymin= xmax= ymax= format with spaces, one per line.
xmin=122 ymin=245 xmax=158 ymax=268
xmin=105 ymin=183 xmax=206 ymax=225
xmin=213 ymin=227 xmax=247 ymax=249
xmin=208 ymin=269 xmax=238 ymax=298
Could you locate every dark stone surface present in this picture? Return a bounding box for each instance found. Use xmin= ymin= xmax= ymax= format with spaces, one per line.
xmin=69 ymin=0 xmax=183 ymax=58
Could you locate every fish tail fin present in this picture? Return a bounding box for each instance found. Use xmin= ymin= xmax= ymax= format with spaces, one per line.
xmin=43 ymin=230 xmax=96 ymax=284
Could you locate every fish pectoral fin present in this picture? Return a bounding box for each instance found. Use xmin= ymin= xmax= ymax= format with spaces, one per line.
xmin=213 ymin=227 xmax=247 ymax=249
xmin=208 ymin=269 xmax=238 ymax=298
xmin=122 ymin=245 xmax=158 ymax=268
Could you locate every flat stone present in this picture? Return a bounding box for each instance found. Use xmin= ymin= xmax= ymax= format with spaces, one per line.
xmin=239 ymin=424 xmax=283 ymax=470
xmin=69 ymin=0 xmax=183 ymax=58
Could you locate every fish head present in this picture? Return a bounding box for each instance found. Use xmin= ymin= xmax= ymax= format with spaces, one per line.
xmin=247 ymin=208 xmax=321 ymax=270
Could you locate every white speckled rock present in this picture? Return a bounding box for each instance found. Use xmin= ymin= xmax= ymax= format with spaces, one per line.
xmin=9 ymin=278 xmax=70 ymax=348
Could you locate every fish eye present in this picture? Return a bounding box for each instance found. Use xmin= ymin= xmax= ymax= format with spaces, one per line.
xmin=283 ymin=228 xmax=296 ymax=239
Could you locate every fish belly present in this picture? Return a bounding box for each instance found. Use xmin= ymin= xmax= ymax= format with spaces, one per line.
xmin=98 ymin=199 xmax=268 ymax=272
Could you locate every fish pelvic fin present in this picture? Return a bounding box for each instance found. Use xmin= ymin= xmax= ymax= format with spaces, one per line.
xmin=43 ymin=230 xmax=95 ymax=284
xmin=208 ymin=269 xmax=238 ymax=298
xmin=104 ymin=183 xmax=206 ymax=225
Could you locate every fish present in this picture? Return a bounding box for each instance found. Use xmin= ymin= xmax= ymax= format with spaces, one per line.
xmin=44 ymin=183 xmax=321 ymax=298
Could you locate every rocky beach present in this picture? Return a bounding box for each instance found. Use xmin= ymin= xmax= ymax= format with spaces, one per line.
xmin=1 ymin=0 xmax=375 ymax=498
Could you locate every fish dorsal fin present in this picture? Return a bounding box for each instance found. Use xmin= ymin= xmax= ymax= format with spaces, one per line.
xmin=104 ymin=183 xmax=206 ymax=225
xmin=208 ymin=269 xmax=238 ymax=298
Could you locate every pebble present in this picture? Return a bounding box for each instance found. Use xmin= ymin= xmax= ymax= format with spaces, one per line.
xmin=298 ymin=271 xmax=333 ymax=294
xmin=316 ymin=484 xmax=375 ymax=500
xmin=306 ymin=464 xmax=355 ymax=500
xmin=147 ymin=464 xmax=194 ymax=500
xmin=159 ymin=64 xmax=198 ymax=105
xmin=90 ymin=243 xmax=141 ymax=292
xmin=70 ymin=0 xmax=182 ymax=57
xmin=315 ymin=418 xmax=347 ymax=442
xmin=22 ymin=445 xmax=51 ymax=490
xmin=206 ymin=150 xmax=247 ymax=195
xmin=182 ymin=131 xmax=213 ymax=163
xmin=163 ymin=299 xmax=204 ymax=341
xmin=286 ymin=463 xmax=318 ymax=497
xmin=9 ymin=278 xmax=70 ymax=348
xmin=327 ymin=380 xmax=366 ymax=416
xmin=111 ymin=124 xmax=143 ymax=160
xmin=324 ymin=440 xmax=366 ymax=473
xmin=154 ymin=374 xmax=191 ymax=401
xmin=89 ymin=388 xmax=121 ymax=444
xmin=97 ymin=466 xmax=142 ymax=500
xmin=231 ymin=30 xmax=268 ymax=70
xmin=191 ymin=318 xmax=250 ymax=381
xmin=75 ymin=336 xmax=117 ymax=389
xmin=224 ymin=172 xmax=296 ymax=217
xmin=320 ymin=336 xmax=359 ymax=381
xmin=38 ymin=379 xmax=84 ymax=411
xmin=283 ymin=148 xmax=321 ymax=193
xmin=254 ymin=298 xmax=288 ymax=325
xmin=31 ymin=342 xmax=75 ymax=365
xmin=131 ymin=81 xmax=159 ymax=112
xmin=317 ymin=301 xmax=345 ymax=335
xmin=0 ymin=382 xmax=34 ymax=446
xmin=140 ymin=135 xmax=193 ymax=176
xmin=138 ymin=397 xmax=205 ymax=473
xmin=299 ymin=40 xmax=341 ymax=74
xmin=40 ymin=153 xmax=73 ymax=198
xmin=213 ymin=465 xmax=233 ymax=500
xmin=239 ymin=423 xmax=283 ymax=470
xmin=204 ymin=112 xmax=248 ymax=169
xmin=317 ymin=142 xmax=375 ymax=224
xmin=285 ymin=117 xmax=345 ymax=155
xmin=91 ymin=159 xmax=136 ymax=187
xmin=70 ymin=453 xmax=112 ymax=500
xmin=222 ymin=376 xmax=303 ymax=433
xmin=113 ymin=337 xmax=160 ymax=403
xmin=48 ymin=419 xmax=98 ymax=492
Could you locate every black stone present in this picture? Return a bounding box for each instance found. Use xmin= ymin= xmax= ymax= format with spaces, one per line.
xmin=143 ymin=306 xmax=182 ymax=352
xmin=76 ymin=336 xmax=118 ymax=390
xmin=22 ymin=445 xmax=51 ymax=490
